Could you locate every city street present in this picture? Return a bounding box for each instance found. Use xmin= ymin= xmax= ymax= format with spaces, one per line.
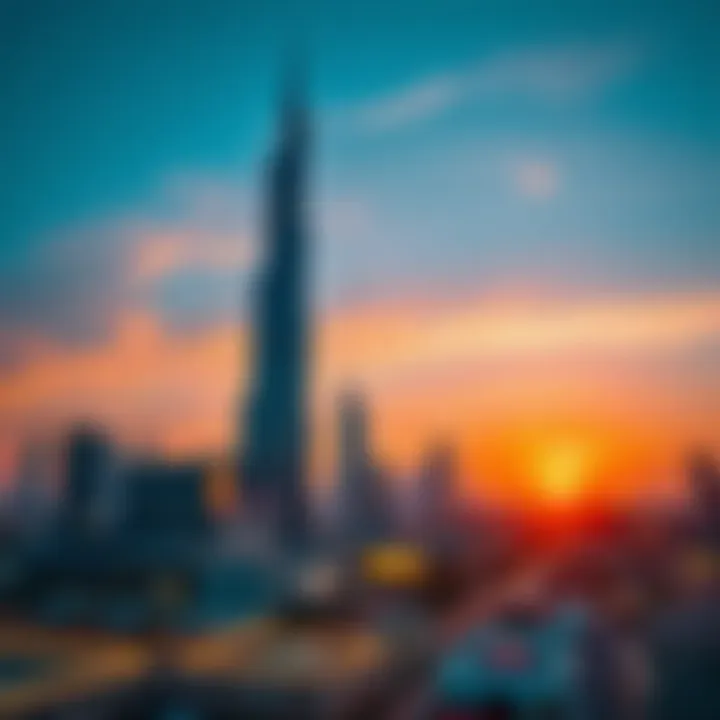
xmin=383 ymin=564 xmax=550 ymax=720
xmin=374 ymin=552 xmax=654 ymax=720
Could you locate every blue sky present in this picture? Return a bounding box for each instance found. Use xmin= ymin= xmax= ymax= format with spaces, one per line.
xmin=0 ymin=0 xmax=719 ymax=486
xmin=2 ymin=0 xmax=718 ymax=344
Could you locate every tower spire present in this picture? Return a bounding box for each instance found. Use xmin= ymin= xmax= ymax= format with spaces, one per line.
xmin=279 ymin=49 xmax=307 ymax=147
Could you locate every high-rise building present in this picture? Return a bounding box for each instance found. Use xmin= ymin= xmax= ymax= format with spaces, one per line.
xmin=240 ymin=69 xmax=310 ymax=547
xmin=12 ymin=437 xmax=50 ymax=540
xmin=339 ymin=391 xmax=368 ymax=492
xmin=688 ymin=450 xmax=720 ymax=547
xmin=338 ymin=391 xmax=390 ymax=546
xmin=61 ymin=423 xmax=112 ymax=534
xmin=417 ymin=444 xmax=456 ymax=546
xmin=122 ymin=460 xmax=211 ymax=553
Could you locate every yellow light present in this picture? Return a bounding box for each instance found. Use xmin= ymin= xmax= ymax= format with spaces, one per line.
xmin=532 ymin=439 xmax=597 ymax=504
xmin=205 ymin=459 xmax=237 ymax=517
xmin=361 ymin=544 xmax=428 ymax=587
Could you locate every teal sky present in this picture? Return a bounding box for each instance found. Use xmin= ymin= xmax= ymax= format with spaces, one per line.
xmin=1 ymin=0 xmax=718 ymax=351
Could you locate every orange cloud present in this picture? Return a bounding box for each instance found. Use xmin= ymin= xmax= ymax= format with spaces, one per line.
xmin=0 ymin=313 xmax=243 ymax=463
xmin=318 ymin=290 xmax=720 ymax=388
xmin=132 ymin=229 xmax=255 ymax=282
xmin=1 ymin=289 xmax=719 ymax=500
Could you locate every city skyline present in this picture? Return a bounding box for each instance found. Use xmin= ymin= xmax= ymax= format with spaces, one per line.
xmin=1 ymin=0 xmax=719 ymax=504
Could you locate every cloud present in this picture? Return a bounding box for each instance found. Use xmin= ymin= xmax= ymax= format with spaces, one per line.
xmin=0 ymin=226 xmax=137 ymax=354
xmin=3 ymin=286 xmax=718 ymax=447
xmin=0 ymin=171 xmax=389 ymax=364
xmin=2 ymin=284 xmax=719 ymax=494
xmin=0 ymin=224 xmax=254 ymax=360
xmin=132 ymin=228 xmax=255 ymax=282
xmin=348 ymin=41 xmax=642 ymax=133
xmin=352 ymin=73 xmax=469 ymax=133
xmin=512 ymin=160 xmax=560 ymax=200
xmin=316 ymin=290 xmax=720 ymax=393
xmin=0 ymin=311 xmax=244 ymax=458
xmin=0 ymin=175 xmax=258 ymax=357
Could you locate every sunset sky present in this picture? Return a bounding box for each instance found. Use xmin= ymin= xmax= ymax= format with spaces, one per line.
xmin=1 ymin=0 xmax=718 ymax=502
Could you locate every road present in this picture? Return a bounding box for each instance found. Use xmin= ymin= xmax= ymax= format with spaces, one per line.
xmin=0 ymin=613 xmax=393 ymax=718
xmin=0 ymin=622 xmax=152 ymax=717
xmin=0 ymin=615 xmax=275 ymax=717
xmin=382 ymin=558 xmax=651 ymax=720
xmin=384 ymin=564 xmax=549 ymax=720
xmin=0 ymin=557 xmax=652 ymax=718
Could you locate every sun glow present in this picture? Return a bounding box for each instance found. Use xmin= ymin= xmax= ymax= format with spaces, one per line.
xmin=531 ymin=438 xmax=598 ymax=505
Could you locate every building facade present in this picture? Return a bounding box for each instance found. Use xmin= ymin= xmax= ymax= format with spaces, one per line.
xmin=338 ymin=391 xmax=391 ymax=546
xmin=240 ymin=71 xmax=311 ymax=548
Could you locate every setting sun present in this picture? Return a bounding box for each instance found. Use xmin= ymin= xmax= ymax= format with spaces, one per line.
xmin=531 ymin=439 xmax=598 ymax=505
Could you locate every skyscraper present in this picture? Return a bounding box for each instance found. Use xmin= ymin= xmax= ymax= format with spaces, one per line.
xmin=338 ymin=390 xmax=391 ymax=546
xmin=416 ymin=443 xmax=456 ymax=546
xmin=61 ymin=423 xmax=113 ymax=534
xmin=339 ymin=391 xmax=369 ymax=535
xmin=688 ymin=450 xmax=720 ymax=548
xmin=240 ymin=69 xmax=310 ymax=547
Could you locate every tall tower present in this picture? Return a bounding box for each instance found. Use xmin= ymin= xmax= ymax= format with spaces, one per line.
xmin=61 ymin=423 xmax=113 ymax=535
xmin=338 ymin=391 xmax=390 ymax=546
xmin=240 ymin=68 xmax=310 ymax=547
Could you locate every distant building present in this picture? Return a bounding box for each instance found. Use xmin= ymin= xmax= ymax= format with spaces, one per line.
xmin=60 ymin=424 xmax=113 ymax=536
xmin=338 ymin=391 xmax=392 ymax=547
xmin=688 ymin=450 xmax=720 ymax=548
xmin=12 ymin=438 xmax=51 ymax=540
xmin=240 ymin=66 xmax=311 ymax=548
xmin=122 ymin=460 xmax=213 ymax=562
xmin=417 ymin=443 xmax=456 ymax=546
xmin=23 ymin=456 xmax=276 ymax=634
xmin=650 ymin=591 xmax=720 ymax=720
